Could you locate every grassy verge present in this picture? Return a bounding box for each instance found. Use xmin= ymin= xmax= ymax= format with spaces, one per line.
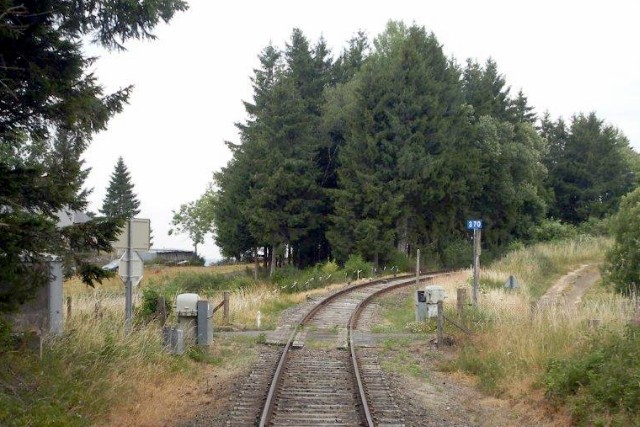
xmin=0 ymin=310 xmax=261 ymax=426
xmin=0 ymin=311 xmax=189 ymax=426
xmin=374 ymin=237 xmax=639 ymax=425
xmin=2 ymin=260 xmax=392 ymax=426
xmin=484 ymin=236 xmax=610 ymax=298
xmin=453 ymin=237 xmax=639 ymax=425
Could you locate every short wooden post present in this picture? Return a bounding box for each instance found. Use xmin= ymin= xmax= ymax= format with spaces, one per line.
xmin=530 ymin=300 xmax=537 ymax=321
xmin=94 ymin=301 xmax=102 ymax=319
xmin=156 ymin=296 xmax=167 ymax=325
xmin=457 ymin=288 xmax=467 ymax=317
xmin=223 ymin=291 xmax=230 ymax=324
xmin=587 ymin=319 xmax=601 ymax=329
xmin=437 ymin=300 xmax=444 ymax=348
xmin=66 ymin=296 xmax=72 ymax=318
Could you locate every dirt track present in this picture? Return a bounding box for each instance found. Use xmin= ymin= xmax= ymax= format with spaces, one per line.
xmin=538 ymin=264 xmax=601 ymax=308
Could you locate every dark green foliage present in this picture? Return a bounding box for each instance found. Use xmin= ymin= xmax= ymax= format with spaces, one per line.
xmin=385 ymin=249 xmax=413 ymax=273
xmin=605 ymin=188 xmax=640 ymax=294
xmin=205 ymin=20 xmax=632 ymax=280
xmin=213 ymin=30 xmax=335 ymax=271
xmin=146 ymin=271 xmax=255 ymax=297
xmin=328 ymin=22 xmax=464 ymax=267
xmin=543 ymin=112 xmax=636 ymax=224
xmin=138 ymin=286 xmax=171 ymax=321
xmin=530 ymin=218 xmax=577 ymax=242
xmin=0 ymin=318 xmax=11 ymax=353
xmin=271 ymin=263 xmax=341 ymax=294
xmin=343 ymin=254 xmax=372 ymax=280
xmin=440 ymin=238 xmax=472 ymax=269
xmin=0 ymin=1 xmax=186 ymax=313
xmin=576 ymin=216 xmax=611 ymax=237
xmin=463 ymin=58 xmax=512 ymax=121
xmin=466 ymin=117 xmax=548 ymax=247
xmin=545 ymin=325 xmax=640 ymax=426
xmin=100 ymin=156 xmax=141 ymax=219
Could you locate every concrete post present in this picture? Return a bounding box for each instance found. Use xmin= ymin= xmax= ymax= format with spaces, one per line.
xmin=48 ymin=261 xmax=64 ymax=335
xmin=197 ymin=300 xmax=213 ymax=346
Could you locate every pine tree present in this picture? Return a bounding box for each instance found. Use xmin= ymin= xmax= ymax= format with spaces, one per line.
xmin=462 ymin=58 xmax=512 ymax=121
xmin=240 ymin=30 xmax=331 ymax=272
xmin=0 ymin=1 xmax=186 ymax=313
xmin=509 ymin=89 xmax=537 ymax=124
xmin=100 ymin=157 xmax=141 ymax=219
xmin=329 ymin=22 xmax=465 ymax=266
xmin=544 ymin=113 xmax=635 ymax=223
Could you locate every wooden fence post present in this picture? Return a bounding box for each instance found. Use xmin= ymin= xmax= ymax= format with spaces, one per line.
xmin=223 ymin=291 xmax=230 ymax=324
xmin=156 ymin=296 xmax=167 ymax=326
xmin=437 ymin=300 xmax=444 ymax=348
xmin=66 ymin=296 xmax=72 ymax=319
xmin=457 ymin=288 xmax=467 ymax=317
xmin=530 ymin=300 xmax=537 ymax=321
xmin=94 ymin=301 xmax=102 ymax=319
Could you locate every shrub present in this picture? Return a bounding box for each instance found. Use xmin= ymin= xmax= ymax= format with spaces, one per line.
xmin=441 ymin=238 xmax=472 ymax=269
xmin=344 ymin=254 xmax=372 ymax=280
xmin=385 ymin=249 xmax=413 ymax=273
xmin=137 ymin=287 xmax=172 ymax=322
xmin=0 ymin=318 xmax=12 ymax=353
xmin=545 ymin=325 xmax=640 ymax=425
xmin=271 ymin=265 xmax=338 ymax=294
xmin=577 ymin=216 xmax=612 ymax=236
xmin=605 ymin=188 xmax=640 ymax=295
xmin=321 ymin=260 xmax=339 ymax=276
xmin=531 ymin=219 xmax=577 ymax=242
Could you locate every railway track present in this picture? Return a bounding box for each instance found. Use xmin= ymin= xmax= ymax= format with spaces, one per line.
xmin=227 ymin=273 xmax=441 ymax=427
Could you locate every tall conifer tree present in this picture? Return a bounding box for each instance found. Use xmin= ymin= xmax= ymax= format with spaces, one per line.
xmin=544 ymin=113 xmax=635 ymax=223
xmin=100 ymin=157 xmax=141 ymax=219
xmin=0 ymin=1 xmax=185 ymax=313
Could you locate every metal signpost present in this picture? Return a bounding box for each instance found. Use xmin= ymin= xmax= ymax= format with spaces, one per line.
xmin=115 ymin=218 xmax=151 ymax=333
xmin=467 ymin=220 xmax=483 ymax=305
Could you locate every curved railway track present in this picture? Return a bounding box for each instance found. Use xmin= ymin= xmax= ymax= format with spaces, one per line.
xmin=227 ymin=273 xmax=444 ymax=427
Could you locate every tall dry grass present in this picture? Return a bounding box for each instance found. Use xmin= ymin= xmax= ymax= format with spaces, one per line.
xmin=487 ymin=236 xmax=611 ymax=297
xmin=450 ymin=236 xmax=637 ymax=402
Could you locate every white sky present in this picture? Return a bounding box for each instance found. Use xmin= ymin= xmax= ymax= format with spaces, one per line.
xmin=83 ymin=0 xmax=640 ymax=261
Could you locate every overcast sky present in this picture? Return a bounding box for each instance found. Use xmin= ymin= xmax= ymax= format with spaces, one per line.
xmin=82 ymin=0 xmax=640 ymax=261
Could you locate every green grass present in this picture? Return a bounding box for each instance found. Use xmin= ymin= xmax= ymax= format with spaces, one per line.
xmin=544 ymin=324 xmax=640 ymax=426
xmin=378 ymin=338 xmax=434 ymax=380
xmin=489 ymin=236 xmax=610 ymax=298
xmin=0 ymin=313 xmax=189 ymax=426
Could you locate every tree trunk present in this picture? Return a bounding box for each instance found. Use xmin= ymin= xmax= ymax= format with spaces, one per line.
xmin=397 ymin=215 xmax=409 ymax=254
xmin=254 ymin=247 xmax=259 ymax=281
xmin=263 ymin=246 xmax=268 ymax=270
xmin=270 ymin=244 xmax=277 ymax=277
xmin=374 ymin=252 xmax=379 ymax=277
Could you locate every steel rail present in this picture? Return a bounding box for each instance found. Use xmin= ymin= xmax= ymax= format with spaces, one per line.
xmin=348 ymin=272 xmax=451 ymax=426
xmin=258 ymin=274 xmax=411 ymax=427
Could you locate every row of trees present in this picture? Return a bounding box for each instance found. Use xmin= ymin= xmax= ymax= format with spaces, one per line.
xmin=190 ymin=22 xmax=637 ymax=274
xmin=0 ymin=0 xmax=186 ymax=314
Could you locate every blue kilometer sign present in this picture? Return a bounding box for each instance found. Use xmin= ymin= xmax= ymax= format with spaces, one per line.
xmin=467 ymin=219 xmax=483 ymax=230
